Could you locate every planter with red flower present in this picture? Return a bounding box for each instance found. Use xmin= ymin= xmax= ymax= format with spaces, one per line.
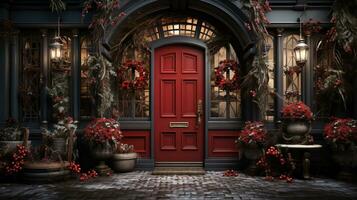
xmin=83 ymin=118 xmax=123 ymax=176
xmin=112 ymin=143 xmax=137 ymax=172
xmin=236 ymin=121 xmax=267 ymax=175
xmin=281 ymin=101 xmax=314 ymax=144
xmin=324 ymin=118 xmax=357 ymax=179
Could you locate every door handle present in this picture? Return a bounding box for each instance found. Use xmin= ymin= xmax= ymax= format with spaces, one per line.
xmin=196 ymin=99 xmax=203 ymax=127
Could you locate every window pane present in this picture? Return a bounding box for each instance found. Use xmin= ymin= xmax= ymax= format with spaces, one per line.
xmin=146 ymin=17 xmax=216 ymax=42
xmin=265 ymin=37 xmax=275 ymax=121
xmin=20 ymin=30 xmax=41 ymax=122
xmin=210 ymin=46 xmax=241 ymax=119
xmin=283 ymin=34 xmax=301 ymax=103
xmin=312 ymin=34 xmax=345 ymax=117
xmin=80 ymin=36 xmax=94 ymax=119
xmin=49 ymin=30 xmax=72 ymax=122
xmin=116 ymin=47 xmax=150 ymax=119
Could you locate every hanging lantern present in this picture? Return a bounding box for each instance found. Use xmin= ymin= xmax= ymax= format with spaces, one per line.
xmin=24 ymin=40 xmax=30 ymax=50
xmin=50 ymin=36 xmax=63 ymax=60
xmin=294 ymin=38 xmax=309 ymax=66
xmin=50 ymin=16 xmax=63 ymax=60
xmin=294 ymin=15 xmax=309 ymax=67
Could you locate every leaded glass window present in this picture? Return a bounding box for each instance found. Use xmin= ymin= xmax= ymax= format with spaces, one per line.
xmin=145 ymin=17 xmax=216 ymax=42
xmin=80 ymin=36 xmax=94 ymax=119
xmin=20 ymin=30 xmax=41 ymax=122
xmin=265 ymin=37 xmax=275 ymax=121
xmin=48 ymin=30 xmax=72 ymax=121
xmin=312 ymin=34 xmax=345 ymax=117
xmin=115 ymin=47 xmax=150 ymax=119
xmin=210 ymin=45 xmax=241 ymax=119
xmin=283 ymin=34 xmax=302 ymax=103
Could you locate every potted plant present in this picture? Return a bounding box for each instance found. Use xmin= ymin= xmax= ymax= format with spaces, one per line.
xmin=112 ymin=143 xmax=137 ymax=172
xmin=22 ymin=144 xmax=71 ymax=183
xmin=42 ymin=117 xmax=77 ymax=160
xmin=324 ymin=118 xmax=357 ymax=179
xmin=281 ymin=101 xmax=314 ymax=144
xmin=0 ymin=118 xmax=31 ymax=154
xmin=236 ymin=121 xmax=267 ymax=174
xmin=83 ymin=118 xmax=123 ymax=175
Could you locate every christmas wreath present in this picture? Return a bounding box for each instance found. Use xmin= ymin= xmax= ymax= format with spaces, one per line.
xmin=214 ymin=60 xmax=240 ymax=91
xmin=117 ymin=60 xmax=149 ymax=90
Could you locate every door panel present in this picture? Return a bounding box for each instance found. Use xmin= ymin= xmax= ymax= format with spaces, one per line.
xmin=154 ymin=45 xmax=204 ymax=162
xmin=160 ymin=80 xmax=176 ymax=117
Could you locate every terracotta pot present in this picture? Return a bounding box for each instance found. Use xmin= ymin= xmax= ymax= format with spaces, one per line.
xmin=0 ymin=141 xmax=31 ymax=155
xmin=112 ymin=152 xmax=137 ymax=172
xmin=282 ymin=119 xmax=311 ymax=144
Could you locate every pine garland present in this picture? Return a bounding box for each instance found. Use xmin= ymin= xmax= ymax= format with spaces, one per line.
xmin=242 ymin=0 xmax=273 ymax=119
xmin=82 ymin=0 xmax=125 ymax=117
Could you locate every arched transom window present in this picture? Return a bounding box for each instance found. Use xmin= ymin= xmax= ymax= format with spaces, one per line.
xmin=145 ymin=17 xmax=216 ymax=42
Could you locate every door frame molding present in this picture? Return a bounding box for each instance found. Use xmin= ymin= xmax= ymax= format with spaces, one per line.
xmin=149 ymin=36 xmax=209 ymax=163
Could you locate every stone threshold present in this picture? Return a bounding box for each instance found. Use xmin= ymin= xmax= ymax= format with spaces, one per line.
xmin=152 ymin=167 xmax=205 ymax=175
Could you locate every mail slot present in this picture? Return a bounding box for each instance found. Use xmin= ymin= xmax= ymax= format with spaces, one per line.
xmin=169 ymin=122 xmax=189 ymax=128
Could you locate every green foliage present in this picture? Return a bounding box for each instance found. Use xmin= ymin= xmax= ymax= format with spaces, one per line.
xmin=0 ymin=120 xmax=23 ymax=141
xmin=47 ymin=67 xmax=70 ymax=121
xmin=87 ymin=55 xmax=116 ymax=117
xmin=332 ymin=0 xmax=357 ymax=53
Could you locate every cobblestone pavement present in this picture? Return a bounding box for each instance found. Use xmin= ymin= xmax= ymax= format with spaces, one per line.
xmin=1 ymin=171 xmax=357 ymax=200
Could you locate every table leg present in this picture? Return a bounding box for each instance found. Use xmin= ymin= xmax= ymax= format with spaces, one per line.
xmin=303 ymin=152 xmax=311 ymax=179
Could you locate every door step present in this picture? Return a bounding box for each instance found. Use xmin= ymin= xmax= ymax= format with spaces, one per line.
xmin=152 ymin=167 xmax=205 ymax=175
xmin=155 ymin=162 xmax=203 ymax=167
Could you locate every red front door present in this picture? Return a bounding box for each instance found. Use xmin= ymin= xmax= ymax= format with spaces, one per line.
xmin=154 ymin=44 xmax=204 ymax=162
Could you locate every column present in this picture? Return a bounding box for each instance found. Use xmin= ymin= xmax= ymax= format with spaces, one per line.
xmin=10 ymin=30 xmax=20 ymax=120
xmin=40 ymin=29 xmax=49 ymax=125
xmin=0 ymin=29 xmax=10 ymax=124
xmin=71 ymin=29 xmax=80 ymax=123
xmin=354 ymin=70 xmax=357 ymax=118
xmin=241 ymin=46 xmax=260 ymax=121
xmin=302 ymin=34 xmax=313 ymax=107
xmin=274 ymin=28 xmax=284 ymax=120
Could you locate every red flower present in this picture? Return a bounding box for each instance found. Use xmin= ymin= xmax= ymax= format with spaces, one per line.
xmin=4 ymin=145 xmax=28 ymax=175
xmin=324 ymin=118 xmax=357 ymax=144
xmin=83 ymin=118 xmax=123 ymax=145
xmin=237 ymin=121 xmax=267 ymax=146
xmin=121 ymin=80 xmax=130 ymax=89
xmin=281 ymin=101 xmax=313 ymax=121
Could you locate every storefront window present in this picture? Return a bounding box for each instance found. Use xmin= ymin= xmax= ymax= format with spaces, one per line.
xmin=48 ymin=30 xmax=72 ymax=122
xmin=265 ymin=37 xmax=275 ymax=121
xmin=312 ymin=34 xmax=346 ymax=117
xmin=80 ymin=36 xmax=94 ymax=119
xmin=20 ymin=30 xmax=41 ymax=122
xmin=116 ymin=47 xmax=150 ymax=119
xmin=210 ymin=45 xmax=241 ymax=119
xmin=283 ymin=34 xmax=302 ymax=104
